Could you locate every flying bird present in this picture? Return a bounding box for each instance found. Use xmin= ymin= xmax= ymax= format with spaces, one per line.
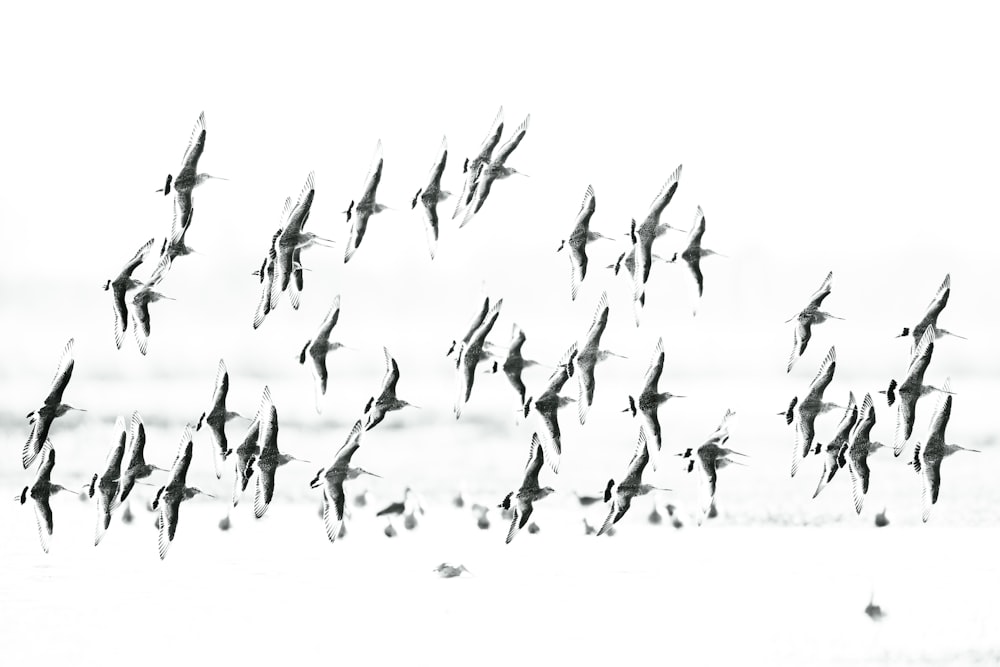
xmin=253 ymin=387 xmax=308 ymax=519
xmin=447 ymin=296 xmax=494 ymax=362
xmin=557 ymin=185 xmax=611 ymax=300
xmin=455 ymin=299 xmax=504 ymax=419
xmin=364 ymin=348 xmax=418 ymax=430
xmin=453 ymin=107 xmax=504 ymax=220
xmin=345 ymin=141 xmax=388 ymax=263
xmin=623 ymin=337 xmax=684 ymax=469
xmin=911 ymin=378 xmax=979 ymax=522
xmin=668 ymin=206 xmax=725 ymax=314
xmin=500 ymin=433 xmax=555 ymax=544
xmin=786 ymin=271 xmax=841 ymax=372
xmin=631 ymin=164 xmax=684 ymax=310
xmin=310 ymin=420 xmax=379 ymax=543
xmin=130 ymin=284 xmax=173 ymax=356
xmin=299 ymin=295 xmax=346 ymax=412
xmin=24 ymin=338 xmax=82 ymax=469
xmin=460 ymin=114 xmax=530 ymax=227
xmin=196 ymin=359 xmax=244 ymax=478
xmin=148 ymin=198 xmax=197 ymax=286
xmin=680 ymin=410 xmax=746 ymax=522
xmin=896 ymin=274 xmax=964 ymax=351
xmin=232 ymin=397 xmax=264 ymax=507
xmin=276 ymin=172 xmax=334 ymax=309
xmin=411 ymin=137 xmax=450 ymax=259
xmin=573 ymin=291 xmax=625 ymax=425
xmin=884 ymin=325 xmax=949 ymax=456
xmin=599 ymin=429 xmax=669 ymax=535
xmin=104 ymin=238 xmax=156 ymax=349
xmin=523 ymin=343 xmax=578 ymax=474
xmin=844 ymin=393 xmax=888 ymax=515
xmin=91 ymin=416 xmax=127 ymax=546
xmin=788 ymin=346 xmax=839 ymax=477
xmin=812 ymin=393 xmax=858 ymax=499
xmin=18 ymin=445 xmax=78 ymax=553
xmin=493 ymin=324 xmax=543 ymax=407
xmin=165 ymin=112 xmax=226 ymax=226
xmin=252 ymin=224 xmax=285 ymax=329
xmin=153 ymin=426 xmax=213 ymax=560
xmin=119 ymin=411 xmax=166 ymax=504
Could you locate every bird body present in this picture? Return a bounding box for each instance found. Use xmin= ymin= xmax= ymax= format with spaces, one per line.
xmin=412 ymin=137 xmax=450 ymax=259
xmin=558 ymin=185 xmax=609 ymax=299
xmin=105 ymin=238 xmax=155 ymax=349
xmin=93 ymin=416 xmax=127 ymax=546
xmin=453 ymin=107 xmax=504 ymax=220
xmin=24 ymin=338 xmax=79 ymax=469
xmin=598 ymin=429 xmax=667 ymax=534
xmin=525 ymin=343 xmax=578 ymax=473
xmin=845 ymin=393 xmax=887 ymax=515
xmin=632 ymin=164 xmax=683 ymax=305
xmin=624 ymin=337 xmax=683 ymax=469
xmin=197 ymin=359 xmax=242 ymax=478
xmin=888 ymin=325 xmax=944 ymax=456
xmin=789 ymin=346 xmax=838 ymax=477
xmin=155 ymin=426 xmax=212 ymax=559
xmin=786 ymin=271 xmax=839 ymax=372
xmin=460 ymin=114 xmax=530 ymax=227
xmin=300 ymin=295 xmax=344 ymax=412
xmin=19 ymin=446 xmax=77 ymax=553
xmin=573 ymin=291 xmax=624 ymax=425
xmin=311 ymin=420 xmax=377 ymax=542
xmin=898 ymin=274 xmax=963 ymax=350
xmin=670 ymin=207 xmax=724 ymax=313
xmin=455 ymin=299 xmax=503 ymax=418
xmin=364 ymin=348 xmax=416 ymax=430
xmin=502 ymin=433 xmax=554 ymax=544
xmin=345 ymin=141 xmax=387 ymax=263
xmin=119 ymin=411 xmax=165 ymax=504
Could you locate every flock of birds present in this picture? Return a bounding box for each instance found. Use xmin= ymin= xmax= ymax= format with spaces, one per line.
xmin=13 ymin=107 xmax=974 ymax=562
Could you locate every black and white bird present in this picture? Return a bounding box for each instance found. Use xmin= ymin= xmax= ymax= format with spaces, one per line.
xmin=345 ymin=141 xmax=388 ymax=263
xmin=812 ymin=392 xmax=858 ymax=499
xmin=18 ymin=445 xmax=78 ymax=553
xmin=572 ymin=291 xmax=625 ymax=425
xmin=491 ymin=324 xmax=543 ymax=408
xmin=310 ymin=420 xmax=379 ymax=543
xmin=500 ymin=433 xmax=555 ymax=544
xmin=163 ymin=112 xmax=225 ymax=225
xmin=787 ymin=346 xmax=839 ymax=477
xmin=911 ymin=378 xmax=979 ymax=522
xmin=598 ymin=429 xmax=668 ymax=535
xmin=119 ymin=411 xmax=166 ymax=505
xmin=523 ymin=343 xmax=578 ymax=474
xmin=623 ymin=337 xmax=684 ymax=469
xmin=275 ymin=172 xmax=334 ymax=309
xmin=844 ymin=393 xmax=888 ymax=515
xmin=411 ymin=137 xmax=450 ymax=260
xmin=786 ymin=271 xmax=841 ymax=372
xmin=104 ymin=238 xmax=155 ymax=349
xmin=455 ymin=299 xmax=504 ymax=419
xmin=885 ymin=325 xmax=950 ymax=456
xmin=680 ymin=410 xmax=746 ymax=522
xmin=631 ymin=165 xmax=684 ymax=318
xmin=896 ymin=274 xmax=964 ymax=351
xmin=196 ymin=359 xmax=244 ymax=479
xmin=149 ymin=198 xmax=197 ymax=286
xmin=253 ymin=386 xmax=308 ymax=519
xmin=153 ymin=426 xmax=214 ymax=560
xmin=130 ymin=284 xmax=173 ymax=356
xmin=90 ymin=416 xmax=127 ymax=546
xmin=232 ymin=399 xmax=263 ymax=507
xmin=557 ymin=185 xmax=611 ymax=300
xmin=299 ymin=295 xmax=346 ymax=412
xmin=252 ymin=225 xmax=285 ymax=330
xmin=24 ymin=338 xmax=82 ymax=469
xmin=668 ymin=207 xmax=725 ymax=314
xmin=460 ymin=114 xmax=530 ymax=227
xmin=453 ymin=107 xmax=504 ymax=220
xmin=364 ymin=348 xmax=418 ymax=430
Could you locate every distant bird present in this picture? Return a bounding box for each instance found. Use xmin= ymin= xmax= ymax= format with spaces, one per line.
xmin=523 ymin=343 xmax=578 ymax=474
xmin=786 ymin=271 xmax=841 ymax=372
xmin=253 ymin=387 xmax=308 ymax=519
xmin=131 ymin=284 xmax=173 ymax=356
xmin=680 ymin=410 xmax=746 ymax=521
xmin=412 ymin=137 xmax=450 ymax=259
xmin=218 ymin=510 xmax=231 ymax=531
xmin=353 ymin=489 xmax=369 ymax=508
xmin=885 ymin=326 xmax=949 ymax=456
xmin=434 ymin=563 xmax=471 ymax=578
xmin=648 ymin=505 xmax=662 ymax=524
xmin=896 ymin=274 xmax=964 ymax=351
xmin=668 ymin=207 xmax=725 ymax=314
xmin=364 ymin=348 xmax=418 ymax=430
xmin=582 ymin=517 xmax=597 ymax=535
xmin=196 ymin=359 xmax=243 ymax=479
xmin=500 ymin=433 xmax=555 ymax=544
xmin=453 ymin=107 xmax=504 ymax=220
xmin=666 ymin=503 xmax=684 ymax=529
xmin=299 ymin=295 xmax=346 ymax=412
xmin=455 ymin=299 xmax=504 ymax=418
xmin=631 ymin=164 xmax=684 ymax=312
xmin=276 ymin=173 xmax=334 ymax=309
xmin=845 ymin=393 xmax=888 ymax=515
xmin=121 ymin=502 xmax=134 ymax=524
xmin=573 ymin=291 xmax=625 ymax=425
xmin=460 ymin=114 xmax=530 ymax=227
xmin=557 ymin=185 xmax=611 ymax=299
xmin=92 ymin=416 xmax=127 ymax=546
xmin=376 ymin=487 xmax=422 ymax=521
xmin=472 ymin=503 xmax=491 ymax=530
xmin=812 ymin=393 xmax=858 ymax=499
xmin=599 ymin=429 xmax=669 ymax=535
xmin=17 ymin=446 xmax=77 ymax=553
xmin=104 ymin=237 xmax=155 ymax=349
xmin=452 ymin=487 xmax=465 ymax=508
xmin=864 ymin=593 xmax=885 ymax=621
xmin=623 ymin=337 xmax=684 ymax=468
xmin=788 ymin=346 xmax=838 ymax=477
xmin=153 ymin=426 xmax=213 ymax=560
xmin=310 ymin=420 xmax=379 ymax=543
xmin=874 ymin=507 xmax=889 ymax=527
xmin=573 ymin=491 xmax=603 ymax=507
xmin=232 ymin=394 xmax=264 ymax=507
xmin=119 ymin=411 xmax=166 ymax=504
xmin=345 ymin=140 xmax=388 ymax=263
xmin=24 ymin=338 xmax=82 ymax=469
xmin=911 ymin=378 xmax=980 ymax=522
xmin=252 ymin=225 xmax=285 ymax=330
xmin=491 ymin=324 xmax=543 ymax=408
xmin=166 ymin=112 xmax=226 ymax=226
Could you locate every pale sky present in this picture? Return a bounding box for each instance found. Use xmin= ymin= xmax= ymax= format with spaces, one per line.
xmin=1 ymin=1 xmax=998 ymax=400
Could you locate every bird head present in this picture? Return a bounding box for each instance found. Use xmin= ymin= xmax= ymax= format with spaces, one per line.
xmin=896 ymin=327 xmax=910 ymax=338
xmin=309 ymin=469 xmax=325 ymax=488
xmin=879 ymin=379 xmax=898 ymax=407
xmin=498 ymin=491 xmax=513 ymax=510
xmin=556 ymin=239 xmax=565 ymax=253
xmin=622 ymin=395 xmax=637 ymax=417
xmin=298 ymin=341 xmax=311 ymax=365
xmin=676 ymin=447 xmax=693 ymax=459
xmin=669 ymin=252 xmax=678 ymax=263
xmin=781 ymin=396 xmax=798 ymax=425
xmin=687 ymin=460 xmax=695 ymax=473
xmin=102 ymin=280 xmax=111 ymax=291
xmin=603 ymin=478 xmax=615 ymax=503
xmin=344 ymin=200 xmax=354 ymax=223
xmin=411 ymin=189 xmax=422 ymax=209
xmin=17 ymin=486 xmax=29 ymax=504
xmin=87 ymin=473 xmax=98 ymax=498
xmin=522 ymin=397 xmax=533 ymax=418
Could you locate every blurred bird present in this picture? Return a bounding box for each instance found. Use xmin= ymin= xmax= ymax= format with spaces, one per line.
xmin=557 ymin=185 xmax=611 ymax=300
xmin=911 ymin=378 xmax=980 ymax=522
xmin=874 ymin=507 xmax=889 ymax=527
xmin=412 ymin=137 xmax=450 ymax=259
xmin=472 ymin=503 xmax=491 ymax=530
xmin=196 ymin=359 xmax=244 ymax=479
xmin=786 ymin=271 xmax=841 ymax=372
xmin=864 ymin=593 xmax=885 ymax=621
xmin=524 ymin=343 xmax=578 ymax=474
xmin=623 ymin=337 xmax=684 ymax=469
xmin=434 ymin=563 xmax=471 ymax=578
xmin=500 ymin=433 xmax=555 ymax=544
xmin=345 ymin=140 xmax=388 ymax=263
xmin=17 ymin=446 xmax=77 ymax=554
xmin=364 ymin=348 xmax=418 ymax=430
xmin=896 ymin=274 xmax=964 ymax=351
xmin=680 ymin=410 xmax=746 ymax=522
xmin=24 ymin=338 xmax=82 ymax=469
xmin=787 ymin=346 xmax=839 ymax=477
xmin=104 ymin=238 xmax=155 ymax=349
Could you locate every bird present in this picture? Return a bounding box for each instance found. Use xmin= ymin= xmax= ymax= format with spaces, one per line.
xmin=864 ymin=593 xmax=885 ymax=621
xmin=364 ymin=348 xmax=418 ymax=430
xmin=911 ymin=378 xmax=980 ymax=522
xmin=453 ymin=106 xmax=504 ymax=220
xmin=896 ymin=274 xmax=964 ymax=351
xmin=411 ymin=137 xmax=450 ymax=259
xmin=812 ymin=392 xmax=858 ymax=499
xmin=500 ymin=433 xmax=555 ymax=544
xmin=253 ymin=387 xmax=308 ymax=519
xmin=844 ymin=393 xmax=888 ymax=515
xmin=557 ymin=185 xmax=611 ymax=300
xmin=119 ymin=411 xmax=167 ymax=504
xmin=434 ymin=563 xmax=471 ymax=578
xmin=599 ymin=429 xmax=669 ymax=535
xmin=885 ymin=325 xmax=950 ymax=456
xmin=148 ymin=197 xmax=197 ymax=286
xmin=489 ymin=324 xmax=544 ymax=409
xmin=523 ymin=343 xmax=578 ymax=474
xmin=18 ymin=445 xmax=77 ymax=553
xmin=623 ymin=337 xmax=684 ymax=469
xmin=130 ymin=284 xmax=173 ymax=356
xmin=166 ymin=112 xmax=226 ymax=226
xmin=680 ymin=410 xmax=746 ymax=521
xmin=196 ymin=359 xmax=244 ymax=479
xmin=874 ymin=507 xmax=890 ymax=527
xmin=460 ymin=114 xmax=530 ymax=227
xmin=786 ymin=271 xmax=841 ymax=372
xmin=299 ymin=295 xmax=346 ymax=412
xmin=376 ymin=487 xmax=423 ymax=531
xmin=668 ymin=206 xmax=725 ymax=314
xmin=310 ymin=420 xmax=379 ymax=543
xmin=631 ymin=164 xmax=684 ymax=313
xmin=573 ymin=291 xmax=625 ymax=425
xmin=573 ymin=490 xmax=603 ymax=507
xmin=454 ymin=298 xmax=504 ymax=418
xmin=447 ymin=296 xmax=495 ymax=362
xmin=275 ymin=172 xmax=334 ymax=309
xmin=471 ymin=503 xmax=491 ymax=530
xmin=91 ymin=416 xmax=127 ymax=546
xmin=345 ymin=140 xmax=388 ymax=263
xmin=232 ymin=393 xmax=264 ymax=507
xmin=788 ymin=346 xmax=838 ymax=477
xmin=24 ymin=338 xmax=82 ymax=469
xmin=104 ymin=237 xmax=155 ymax=349
xmin=153 ymin=426 xmax=213 ymax=560
xmin=252 ymin=225 xmax=285 ymax=330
